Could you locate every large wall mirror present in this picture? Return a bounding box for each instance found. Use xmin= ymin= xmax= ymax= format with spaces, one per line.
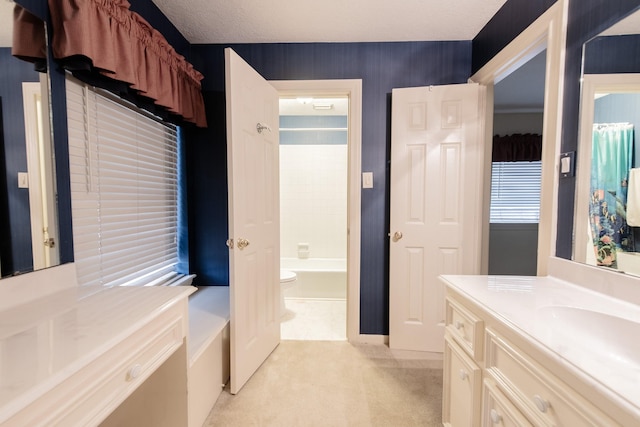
xmin=574 ymin=8 xmax=640 ymax=276
xmin=0 ymin=1 xmax=60 ymax=277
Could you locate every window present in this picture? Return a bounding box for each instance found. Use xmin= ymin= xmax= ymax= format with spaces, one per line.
xmin=66 ymin=77 xmax=183 ymax=286
xmin=490 ymin=161 xmax=542 ymax=223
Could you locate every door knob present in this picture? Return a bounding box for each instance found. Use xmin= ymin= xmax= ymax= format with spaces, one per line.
xmin=237 ymin=238 xmax=250 ymax=250
xmin=226 ymin=239 xmax=234 ymax=249
xmin=390 ymin=231 xmax=403 ymax=242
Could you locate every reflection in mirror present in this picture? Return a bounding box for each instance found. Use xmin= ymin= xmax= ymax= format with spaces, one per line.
xmin=575 ymin=8 xmax=640 ymax=276
xmin=0 ymin=1 xmax=59 ymax=277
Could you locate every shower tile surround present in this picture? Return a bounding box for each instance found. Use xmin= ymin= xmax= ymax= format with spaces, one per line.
xmin=279 ymin=115 xmax=348 ymax=260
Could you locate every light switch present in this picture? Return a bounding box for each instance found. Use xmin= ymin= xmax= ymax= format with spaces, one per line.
xmin=362 ymin=172 xmax=373 ymax=189
xmin=18 ymin=172 xmax=29 ymax=189
xmin=559 ymin=151 xmax=575 ymax=178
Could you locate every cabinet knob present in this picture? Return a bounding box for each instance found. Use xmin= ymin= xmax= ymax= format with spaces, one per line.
xmin=454 ymin=320 xmax=463 ymax=330
xmin=458 ymin=369 xmax=468 ymax=380
xmin=127 ymin=363 xmax=142 ymax=381
xmin=533 ymin=394 xmax=549 ymax=413
xmin=490 ymin=409 xmax=502 ymax=424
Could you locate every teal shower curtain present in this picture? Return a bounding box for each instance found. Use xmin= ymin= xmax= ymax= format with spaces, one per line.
xmin=589 ymin=123 xmax=634 ymax=267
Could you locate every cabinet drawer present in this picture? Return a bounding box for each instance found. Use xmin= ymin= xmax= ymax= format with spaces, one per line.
xmin=485 ymin=329 xmax=620 ymax=427
xmin=483 ymin=378 xmax=533 ymax=427
xmin=443 ymin=336 xmax=482 ymax=427
xmin=445 ymin=297 xmax=484 ymax=360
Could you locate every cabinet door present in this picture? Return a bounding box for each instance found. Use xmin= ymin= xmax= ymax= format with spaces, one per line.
xmin=443 ymin=335 xmax=482 ymax=427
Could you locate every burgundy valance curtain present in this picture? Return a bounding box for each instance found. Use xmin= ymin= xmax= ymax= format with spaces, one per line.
xmin=12 ymin=5 xmax=47 ymax=72
xmin=492 ymin=133 xmax=542 ymax=162
xmin=47 ymin=0 xmax=207 ymax=127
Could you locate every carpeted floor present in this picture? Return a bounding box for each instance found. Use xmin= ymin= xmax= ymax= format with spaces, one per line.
xmin=203 ymin=341 xmax=443 ymax=426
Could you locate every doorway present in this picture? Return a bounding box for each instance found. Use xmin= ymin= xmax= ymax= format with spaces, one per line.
xmin=471 ymin=2 xmax=567 ymax=276
xmin=270 ymin=79 xmax=363 ymax=342
xmin=278 ymin=96 xmax=349 ymax=340
xmin=488 ymin=49 xmax=547 ymax=276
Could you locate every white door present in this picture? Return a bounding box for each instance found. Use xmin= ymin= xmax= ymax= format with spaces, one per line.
xmin=225 ymin=48 xmax=280 ymax=394
xmin=389 ymin=83 xmax=485 ymax=352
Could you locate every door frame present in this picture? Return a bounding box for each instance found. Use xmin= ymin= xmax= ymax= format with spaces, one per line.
xmin=270 ymin=79 xmax=362 ymax=342
xmin=471 ymin=0 xmax=568 ymax=276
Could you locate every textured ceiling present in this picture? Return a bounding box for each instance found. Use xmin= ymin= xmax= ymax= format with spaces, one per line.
xmin=151 ymin=0 xmax=508 ymax=44
xmin=601 ymin=9 xmax=640 ymax=36
xmin=2 ymin=1 xmax=511 ymax=48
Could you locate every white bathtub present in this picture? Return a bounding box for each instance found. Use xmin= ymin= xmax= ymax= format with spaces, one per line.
xmin=281 ymin=258 xmax=346 ymax=300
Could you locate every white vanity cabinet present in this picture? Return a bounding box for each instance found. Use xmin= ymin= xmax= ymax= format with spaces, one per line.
xmin=441 ymin=274 xmax=638 ymax=427
xmin=0 ymin=284 xmax=195 ymax=427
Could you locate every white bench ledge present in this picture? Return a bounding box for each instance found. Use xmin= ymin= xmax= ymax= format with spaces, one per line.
xmin=188 ymin=286 xmax=229 ymax=365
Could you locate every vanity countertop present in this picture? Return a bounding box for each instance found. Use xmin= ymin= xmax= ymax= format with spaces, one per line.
xmin=0 ymin=285 xmax=195 ymax=424
xmin=440 ymin=274 xmax=640 ymax=420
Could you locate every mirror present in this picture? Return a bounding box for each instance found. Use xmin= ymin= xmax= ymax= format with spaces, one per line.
xmin=574 ymin=8 xmax=640 ymax=276
xmin=0 ymin=1 xmax=59 ymax=277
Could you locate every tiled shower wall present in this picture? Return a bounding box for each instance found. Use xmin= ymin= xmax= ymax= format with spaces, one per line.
xmin=280 ymin=119 xmax=348 ymax=260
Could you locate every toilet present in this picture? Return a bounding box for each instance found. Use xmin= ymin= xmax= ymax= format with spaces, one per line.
xmin=280 ymin=269 xmax=297 ymax=317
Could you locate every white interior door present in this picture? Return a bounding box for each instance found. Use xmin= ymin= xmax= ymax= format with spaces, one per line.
xmin=225 ymin=48 xmax=280 ymax=394
xmin=389 ymin=83 xmax=486 ymax=352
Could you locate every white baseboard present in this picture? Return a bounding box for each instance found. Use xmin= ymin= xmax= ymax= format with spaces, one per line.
xmin=389 ymin=349 xmax=444 ymax=361
xmin=349 ymin=334 xmax=389 ymax=345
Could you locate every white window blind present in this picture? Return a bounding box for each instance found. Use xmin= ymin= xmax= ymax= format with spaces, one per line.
xmin=66 ymin=77 xmax=180 ymax=287
xmin=490 ymin=161 xmax=542 ymax=223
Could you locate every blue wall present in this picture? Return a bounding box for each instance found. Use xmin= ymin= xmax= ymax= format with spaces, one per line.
xmin=184 ymin=0 xmax=564 ymax=336
xmin=472 ymin=0 xmax=557 ymax=74
xmin=280 ymin=116 xmax=348 ymax=145
xmin=584 ymin=34 xmax=640 ymax=74
xmin=186 ymin=42 xmax=471 ymax=334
